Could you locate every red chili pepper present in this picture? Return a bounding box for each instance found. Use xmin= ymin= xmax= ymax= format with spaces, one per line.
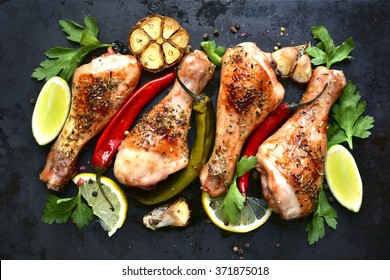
xmin=237 ymin=103 xmax=291 ymax=200
xmin=238 ymin=83 xmax=329 ymax=200
xmin=92 ymin=70 xmax=176 ymax=171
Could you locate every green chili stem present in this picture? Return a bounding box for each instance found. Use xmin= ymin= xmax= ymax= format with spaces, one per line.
xmin=176 ymin=67 xmax=209 ymax=113
xmin=176 ymin=67 xmax=200 ymax=100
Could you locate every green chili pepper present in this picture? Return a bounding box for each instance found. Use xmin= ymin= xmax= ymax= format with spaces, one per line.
xmin=130 ymin=69 xmax=215 ymax=205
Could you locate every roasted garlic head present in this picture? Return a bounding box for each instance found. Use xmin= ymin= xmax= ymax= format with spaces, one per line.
xmin=128 ymin=15 xmax=190 ymax=72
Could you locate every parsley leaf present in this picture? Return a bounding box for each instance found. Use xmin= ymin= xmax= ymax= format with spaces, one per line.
xmin=32 ymin=15 xmax=112 ymax=82
xmin=223 ymin=179 xmax=245 ymax=224
xmin=305 ymin=188 xmax=338 ymax=245
xmin=42 ymin=188 xmax=93 ymax=229
xmin=200 ymin=40 xmax=226 ymax=67
xmin=222 ymin=156 xmax=257 ymax=224
xmin=306 ymin=25 xmax=354 ymax=69
xmin=328 ymin=81 xmax=374 ymax=149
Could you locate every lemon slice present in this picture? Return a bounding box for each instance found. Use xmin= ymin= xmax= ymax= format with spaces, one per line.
xmin=32 ymin=76 xmax=71 ymax=145
xmin=325 ymin=144 xmax=363 ymax=212
xmin=202 ymin=191 xmax=272 ymax=233
xmin=72 ymin=173 xmax=128 ymax=236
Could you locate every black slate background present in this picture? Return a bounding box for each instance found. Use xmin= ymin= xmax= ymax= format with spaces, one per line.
xmin=0 ymin=0 xmax=389 ymax=260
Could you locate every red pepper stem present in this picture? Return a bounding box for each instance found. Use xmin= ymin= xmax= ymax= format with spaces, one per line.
xmin=287 ymin=82 xmax=328 ymax=111
xmin=95 ymin=167 xmax=115 ymax=211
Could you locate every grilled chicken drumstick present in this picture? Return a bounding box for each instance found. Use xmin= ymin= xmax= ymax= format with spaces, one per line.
xmin=113 ymin=50 xmax=215 ymax=189
xmin=200 ymin=42 xmax=285 ymax=197
xmin=40 ymin=51 xmax=142 ymax=191
xmin=256 ymin=66 xmax=346 ymax=220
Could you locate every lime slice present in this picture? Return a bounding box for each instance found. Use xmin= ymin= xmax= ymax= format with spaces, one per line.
xmin=202 ymin=191 xmax=272 ymax=233
xmin=325 ymin=144 xmax=363 ymax=212
xmin=32 ymin=76 xmax=71 ymax=145
xmin=72 ymin=173 xmax=128 ymax=237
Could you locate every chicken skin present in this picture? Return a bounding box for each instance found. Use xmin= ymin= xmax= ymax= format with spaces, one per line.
xmin=256 ymin=66 xmax=346 ymax=220
xmin=40 ymin=51 xmax=142 ymax=191
xmin=114 ymin=50 xmax=215 ymax=189
xmin=200 ymin=42 xmax=285 ymax=197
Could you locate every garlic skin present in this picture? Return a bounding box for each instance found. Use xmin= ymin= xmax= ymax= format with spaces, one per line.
xmin=271 ymin=44 xmax=312 ymax=84
xmin=143 ymin=197 xmax=190 ymax=230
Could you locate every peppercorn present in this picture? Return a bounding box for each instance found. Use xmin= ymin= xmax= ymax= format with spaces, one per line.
xmin=112 ymin=40 xmax=130 ymax=55
xmin=230 ymin=26 xmax=237 ymax=33
xmin=213 ymin=29 xmax=220 ymax=37
xmin=235 ymin=23 xmax=241 ymax=30
xmin=202 ymin=33 xmax=209 ymax=41
xmin=92 ymin=191 xmax=98 ymax=197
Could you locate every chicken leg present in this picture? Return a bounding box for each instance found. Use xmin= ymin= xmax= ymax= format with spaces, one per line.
xmin=40 ymin=51 xmax=142 ymax=191
xmin=114 ymin=50 xmax=215 ymax=189
xmin=256 ymin=66 xmax=346 ymax=220
xmin=200 ymin=42 xmax=285 ymax=197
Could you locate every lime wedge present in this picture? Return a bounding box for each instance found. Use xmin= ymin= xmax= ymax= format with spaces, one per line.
xmin=32 ymin=76 xmax=71 ymax=145
xmin=325 ymin=144 xmax=363 ymax=212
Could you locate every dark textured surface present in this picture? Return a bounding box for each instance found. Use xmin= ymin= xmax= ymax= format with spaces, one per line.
xmin=0 ymin=0 xmax=389 ymax=260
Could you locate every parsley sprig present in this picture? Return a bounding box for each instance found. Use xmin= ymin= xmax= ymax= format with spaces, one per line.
xmin=328 ymin=81 xmax=374 ymax=149
xmin=223 ymin=156 xmax=257 ymax=224
xmin=304 ymin=25 xmax=370 ymax=245
xmin=305 ymin=188 xmax=338 ymax=245
xmin=32 ymin=15 xmax=112 ymax=82
xmin=41 ymin=188 xmax=93 ymax=229
xmin=306 ymin=25 xmax=354 ymax=69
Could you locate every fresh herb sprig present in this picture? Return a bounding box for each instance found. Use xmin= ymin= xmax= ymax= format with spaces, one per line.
xmin=200 ymin=40 xmax=226 ymax=67
xmin=223 ymin=156 xmax=257 ymax=224
xmin=41 ymin=188 xmax=93 ymax=229
xmin=32 ymin=15 xmax=112 ymax=82
xmin=305 ymin=26 xmax=374 ymax=245
xmin=305 ymin=188 xmax=338 ymax=245
xmin=306 ymin=25 xmax=354 ymax=69
xmin=328 ymin=81 xmax=374 ymax=149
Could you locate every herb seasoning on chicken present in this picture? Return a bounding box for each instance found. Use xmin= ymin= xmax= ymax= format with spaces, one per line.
xmin=114 ymin=50 xmax=215 ymax=189
xmin=256 ymin=66 xmax=346 ymax=219
xmin=39 ymin=50 xmax=142 ymax=191
xmin=200 ymin=42 xmax=285 ymax=197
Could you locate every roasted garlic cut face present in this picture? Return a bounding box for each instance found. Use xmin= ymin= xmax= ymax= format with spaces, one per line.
xmin=128 ymin=15 xmax=190 ymax=72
